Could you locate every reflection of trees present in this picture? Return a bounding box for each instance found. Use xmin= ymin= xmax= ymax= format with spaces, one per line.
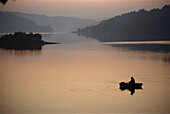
xmin=0 ymin=49 xmax=42 ymax=57
xmin=13 ymin=50 xmax=42 ymax=57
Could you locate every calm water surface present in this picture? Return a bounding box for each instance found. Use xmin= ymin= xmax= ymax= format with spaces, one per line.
xmin=0 ymin=33 xmax=170 ymax=113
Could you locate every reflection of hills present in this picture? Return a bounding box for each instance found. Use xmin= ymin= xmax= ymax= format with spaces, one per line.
xmin=108 ymin=43 xmax=170 ymax=63
xmin=109 ymin=44 xmax=170 ymax=53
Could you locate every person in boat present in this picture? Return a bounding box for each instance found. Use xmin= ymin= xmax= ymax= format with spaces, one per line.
xmin=129 ymin=77 xmax=135 ymax=85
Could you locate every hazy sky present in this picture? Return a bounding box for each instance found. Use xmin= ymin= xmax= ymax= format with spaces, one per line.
xmin=0 ymin=0 xmax=170 ymax=19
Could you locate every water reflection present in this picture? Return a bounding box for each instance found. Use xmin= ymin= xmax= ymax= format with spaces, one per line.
xmin=119 ymin=85 xmax=143 ymax=95
xmin=0 ymin=45 xmax=42 ymax=51
xmin=0 ymin=49 xmax=42 ymax=57
xmin=109 ymin=44 xmax=170 ymax=53
xmin=0 ymin=33 xmax=170 ymax=113
xmin=102 ymin=44 xmax=170 ymax=63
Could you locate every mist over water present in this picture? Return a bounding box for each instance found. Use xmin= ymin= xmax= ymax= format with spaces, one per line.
xmin=0 ymin=33 xmax=170 ymax=113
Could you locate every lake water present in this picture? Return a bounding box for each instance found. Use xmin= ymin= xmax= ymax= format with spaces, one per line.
xmin=0 ymin=33 xmax=170 ymax=113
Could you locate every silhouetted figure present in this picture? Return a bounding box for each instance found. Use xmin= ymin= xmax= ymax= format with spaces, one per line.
xmin=129 ymin=77 xmax=135 ymax=85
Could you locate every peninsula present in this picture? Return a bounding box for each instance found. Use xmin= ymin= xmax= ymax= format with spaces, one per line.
xmin=77 ymin=5 xmax=170 ymax=42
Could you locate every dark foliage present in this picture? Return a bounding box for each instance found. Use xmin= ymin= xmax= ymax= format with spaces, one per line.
xmin=0 ymin=32 xmax=43 ymax=50
xmin=78 ymin=5 xmax=170 ymax=41
xmin=0 ymin=32 xmax=59 ymax=50
xmin=0 ymin=0 xmax=7 ymax=4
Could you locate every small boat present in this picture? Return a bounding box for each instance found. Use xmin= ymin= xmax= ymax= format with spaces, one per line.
xmin=119 ymin=82 xmax=143 ymax=90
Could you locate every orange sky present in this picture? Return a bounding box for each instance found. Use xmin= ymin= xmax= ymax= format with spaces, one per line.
xmin=0 ymin=0 xmax=170 ymax=19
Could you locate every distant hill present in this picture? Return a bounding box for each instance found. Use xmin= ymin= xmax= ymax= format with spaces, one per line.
xmin=77 ymin=5 xmax=170 ymax=42
xmin=7 ymin=12 xmax=95 ymax=32
xmin=0 ymin=12 xmax=53 ymax=33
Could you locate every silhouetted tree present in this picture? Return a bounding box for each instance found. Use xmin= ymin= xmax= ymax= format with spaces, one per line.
xmin=0 ymin=0 xmax=8 ymax=4
xmin=0 ymin=0 xmax=15 ymax=5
